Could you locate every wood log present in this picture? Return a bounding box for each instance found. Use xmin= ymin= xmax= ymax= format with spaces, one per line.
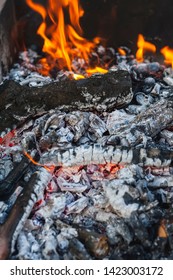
xmin=0 ymin=70 xmax=132 ymax=132
xmin=0 ymin=167 xmax=51 ymax=259
xmin=0 ymin=0 xmax=17 ymax=82
xmin=40 ymin=144 xmax=173 ymax=168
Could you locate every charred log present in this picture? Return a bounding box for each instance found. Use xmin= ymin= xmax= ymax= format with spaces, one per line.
xmin=0 ymin=153 xmax=40 ymax=201
xmin=0 ymin=168 xmax=51 ymax=260
xmin=0 ymin=0 xmax=17 ymax=82
xmin=0 ymin=70 xmax=132 ymax=132
xmin=40 ymin=144 xmax=173 ymax=168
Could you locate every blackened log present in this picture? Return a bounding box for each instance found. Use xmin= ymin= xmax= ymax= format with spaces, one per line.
xmin=0 ymin=156 xmax=30 ymax=201
xmin=0 ymin=167 xmax=51 ymax=260
xmin=0 ymin=153 xmax=40 ymax=201
xmin=0 ymin=0 xmax=17 ymax=82
xmin=0 ymin=70 xmax=132 ymax=131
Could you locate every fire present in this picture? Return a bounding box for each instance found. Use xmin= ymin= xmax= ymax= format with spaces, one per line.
xmin=86 ymin=67 xmax=108 ymax=75
xmin=158 ymin=219 xmax=167 ymax=238
xmin=118 ymin=48 xmax=126 ymax=56
xmin=73 ymin=73 xmax=85 ymax=80
xmin=136 ymin=34 xmax=156 ymax=62
xmin=160 ymin=46 xmax=173 ymax=68
xmin=26 ymin=0 xmax=106 ymax=76
xmin=24 ymin=151 xmax=55 ymax=173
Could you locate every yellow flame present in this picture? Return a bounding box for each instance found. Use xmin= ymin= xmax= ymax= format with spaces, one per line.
xmin=73 ymin=73 xmax=85 ymax=80
xmin=160 ymin=46 xmax=173 ymax=68
xmin=136 ymin=34 xmax=156 ymax=62
xmin=86 ymin=66 xmax=108 ymax=75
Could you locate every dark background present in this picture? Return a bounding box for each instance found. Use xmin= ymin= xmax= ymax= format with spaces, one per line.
xmin=14 ymin=0 xmax=173 ymax=53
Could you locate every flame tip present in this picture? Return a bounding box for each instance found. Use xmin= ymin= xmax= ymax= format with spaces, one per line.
xmin=136 ymin=33 xmax=156 ymax=62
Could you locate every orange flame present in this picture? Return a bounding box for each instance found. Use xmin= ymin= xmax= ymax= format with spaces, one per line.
xmin=26 ymin=0 xmax=106 ymax=76
xmin=118 ymin=48 xmax=126 ymax=56
xmin=158 ymin=219 xmax=167 ymax=238
xmin=136 ymin=34 xmax=156 ymax=62
xmin=24 ymin=151 xmax=55 ymax=173
xmin=160 ymin=46 xmax=173 ymax=68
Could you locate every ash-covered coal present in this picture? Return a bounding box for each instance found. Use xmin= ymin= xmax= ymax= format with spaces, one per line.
xmin=8 ymin=163 xmax=173 ymax=260
xmin=1 ymin=43 xmax=173 ymax=260
xmin=0 ymin=94 xmax=173 ymax=259
xmin=2 ymin=46 xmax=116 ymax=87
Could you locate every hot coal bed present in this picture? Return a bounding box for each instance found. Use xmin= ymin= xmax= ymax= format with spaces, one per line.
xmin=0 ymin=0 xmax=173 ymax=260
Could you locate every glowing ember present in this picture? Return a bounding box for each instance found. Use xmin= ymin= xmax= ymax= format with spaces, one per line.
xmin=118 ymin=48 xmax=126 ymax=56
xmin=160 ymin=46 xmax=173 ymax=68
xmin=136 ymin=34 xmax=156 ymax=62
xmin=26 ymin=0 xmax=107 ymax=76
xmin=0 ymin=130 xmax=16 ymax=147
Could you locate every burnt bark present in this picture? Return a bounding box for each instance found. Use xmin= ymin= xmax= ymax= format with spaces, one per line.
xmin=0 ymin=0 xmax=17 ymax=82
xmin=0 ymin=167 xmax=51 ymax=260
xmin=0 ymin=70 xmax=132 ymax=131
xmin=0 ymin=173 xmax=38 ymax=260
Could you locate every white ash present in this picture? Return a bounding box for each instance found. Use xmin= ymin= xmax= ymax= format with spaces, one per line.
xmin=160 ymin=129 xmax=173 ymax=146
xmin=147 ymin=176 xmax=173 ymax=188
xmin=42 ymin=230 xmax=59 ymax=260
xmin=106 ymin=109 xmax=135 ymax=134
xmin=106 ymin=218 xmax=133 ymax=245
xmin=0 ymin=155 xmax=13 ymax=181
xmin=16 ymin=230 xmax=42 ymax=260
xmin=8 ymin=65 xmax=53 ymax=87
xmin=86 ymin=189 xmax=109 ymax=209
xmin=56 ymin=176 xmax=88 ymax=193
xmin=66 ymin=196 xmax=89 ymax=214
xmin=102 ymin=179 xmax=139 ymax=218
xmin=95 ymin=210 xmax=118 ymax=223
xmin=0 ymin=182 xmax=28 ymax=225
xmin=35 ymin=193 xmax=67 ymax=220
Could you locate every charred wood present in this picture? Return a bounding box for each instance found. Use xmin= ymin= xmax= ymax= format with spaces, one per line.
xmin=0 ymin=70 xmax=132 ymax=131
xmin=0 ymin=156 xmax=31 ymax=201
xmin=0 ymin=168 xmax=51 ymax=259
xmin=0 ymin=153 xmax=40 ymax=201
xmin=77 ymin=228 xmax=109 ymax=259
xmin=40 ymin=144 xmax=173 ymax=168
xmin=0 ymin=0 xmax=17 ymax=82
xmin=107 ymin=99 xmax=173 ymax=146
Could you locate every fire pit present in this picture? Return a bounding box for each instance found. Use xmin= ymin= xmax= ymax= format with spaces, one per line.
xmin=0 ymin=0 xmax=173 ymax=260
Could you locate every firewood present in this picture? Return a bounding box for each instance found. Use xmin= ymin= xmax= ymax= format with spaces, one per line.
xmin=0 ymin=70 xmax=132 ymax=131
xmin=0 ymin=168 xmax=51 ymax=259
